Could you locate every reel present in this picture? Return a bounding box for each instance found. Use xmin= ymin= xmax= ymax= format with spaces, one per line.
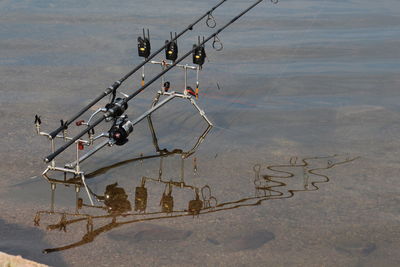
xmin=109 ymin=115 xmax=134 ymax=146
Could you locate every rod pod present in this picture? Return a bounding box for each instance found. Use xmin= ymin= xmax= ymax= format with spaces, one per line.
xmin=44 ymin=0 xmax=269 ymax=163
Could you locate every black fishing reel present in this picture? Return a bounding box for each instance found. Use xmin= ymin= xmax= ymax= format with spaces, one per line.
xmin=109 ymin=115 xmax=133 ymax=146
xmin=106 ymin=97 xmax=128 ymax=118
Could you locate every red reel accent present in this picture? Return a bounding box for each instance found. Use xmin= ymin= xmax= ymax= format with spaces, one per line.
xmin=75 ymin=120 xmax=85 ymax=126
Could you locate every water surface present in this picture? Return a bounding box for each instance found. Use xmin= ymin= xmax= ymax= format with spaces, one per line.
xmin=1 ymin=0 xmax=400 ymax=266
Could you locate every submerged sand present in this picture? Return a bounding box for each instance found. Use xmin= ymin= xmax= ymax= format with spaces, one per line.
xmin=0 ymin=251 xmax=48 ymax=267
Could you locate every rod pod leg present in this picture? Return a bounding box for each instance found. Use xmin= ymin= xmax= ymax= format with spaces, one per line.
xmin=80 ymin=174 xmax=94 ymax=205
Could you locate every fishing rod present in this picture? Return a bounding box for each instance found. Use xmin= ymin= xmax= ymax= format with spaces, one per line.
xmin=44 ymin=0 xmax=272 ymax=163
xmin=47 ymin=0 xmax=228 ymax=140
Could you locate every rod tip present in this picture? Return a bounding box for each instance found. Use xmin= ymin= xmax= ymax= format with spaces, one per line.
xmin=44 ymin=158 xmax=50 ymax=163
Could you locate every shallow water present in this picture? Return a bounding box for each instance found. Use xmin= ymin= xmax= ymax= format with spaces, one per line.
xmin=1 ymin=0 xmax=400 ymax=266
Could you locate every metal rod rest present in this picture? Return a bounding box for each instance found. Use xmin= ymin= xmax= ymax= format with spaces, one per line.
xmin=66 ymin=139 xmax=112 ymax=169
xmin=131 ymin=94 xmax=176 ymax=126
xmin=150 ymin=60 xmax=197 ymax=70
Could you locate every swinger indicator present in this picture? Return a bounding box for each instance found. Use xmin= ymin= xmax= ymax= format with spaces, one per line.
xmin=165 ymin=32 xmax=178 ymax=61
xmin=137 ymin=29 xmax=151 ymax=58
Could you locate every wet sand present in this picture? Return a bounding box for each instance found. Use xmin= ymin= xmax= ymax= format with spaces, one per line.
xmin=1 ymin=0 xmax=400 ymax=266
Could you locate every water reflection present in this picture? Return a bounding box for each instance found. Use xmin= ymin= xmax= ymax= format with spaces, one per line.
xmin=33 ymin=152 xmax=358 ymax=253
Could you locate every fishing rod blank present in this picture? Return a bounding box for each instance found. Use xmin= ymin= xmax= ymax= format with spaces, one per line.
xmin=44 ymin=0 xmax=268 ymax=163
xmin=47 ymin=0 xmax=228 ymax=140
